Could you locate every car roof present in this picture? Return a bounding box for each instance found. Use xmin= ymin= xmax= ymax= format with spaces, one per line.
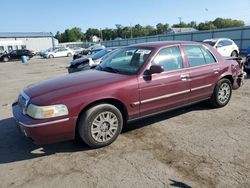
xmin=203 ymin=38 xmax=232 ymax=42
xmin=128 ymin=41 xmax=201 ymax=48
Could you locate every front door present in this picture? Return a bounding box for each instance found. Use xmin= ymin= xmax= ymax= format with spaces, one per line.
xmin=138 ymin=46 xmax=190 ymax=116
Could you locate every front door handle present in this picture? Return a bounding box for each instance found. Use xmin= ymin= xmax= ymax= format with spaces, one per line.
xmin=180 ymin=74 xmax=190 ymax=81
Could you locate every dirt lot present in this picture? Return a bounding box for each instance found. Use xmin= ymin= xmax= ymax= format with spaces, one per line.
xmin=0 ymin=57 xmax=249 ymax=188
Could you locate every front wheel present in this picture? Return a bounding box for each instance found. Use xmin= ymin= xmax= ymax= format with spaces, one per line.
xmin=78 ymin=104 xmax=123 ymax=148
xmin=231 ymin=50 xmax=238 ymax=57
xmin=210 ymin=78 xmax=232 ymax=108
xmin=3 ymin=57 xmax=9 ymax=62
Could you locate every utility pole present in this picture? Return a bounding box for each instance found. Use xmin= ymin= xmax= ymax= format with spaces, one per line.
xmin=99 ymin=28 xmax=103 ymax=41
xmin=205 ymin=8 xmax=212 ymax=36
xmin=178 ymin=17 xmax=182 ymax=32
xmin=130 ymin=23 xmax=133 ymax=39
xmin=178 ymin=17 xmax=182 ymax=24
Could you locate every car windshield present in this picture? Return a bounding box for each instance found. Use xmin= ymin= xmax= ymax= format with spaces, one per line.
xmin=91 ymin=49 xmax=110 ymax=59
xmin=96 ymin=47 xmax=153 ymax=75
xmin=203 ymin=41 xmax=216 ymax=47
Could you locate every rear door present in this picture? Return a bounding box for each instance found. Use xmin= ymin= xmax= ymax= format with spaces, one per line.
xmin=138 ymin=45 xmax=190 ymax=116
xmin=182 ymin=45 xmax=220 ymax=102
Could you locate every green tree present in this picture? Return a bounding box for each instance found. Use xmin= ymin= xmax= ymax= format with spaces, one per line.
xmin=85 ymin=28 xmax=100 ymax=41
xmin=198 ymin=22 xmax=216 ymax=30
xmin=60 ymin=27 xmax=84 ymax=42
xmin=55 ymin=31 xmax=62 ymax=43
xmin=172 ymin=22 xmax=190 ymax=28
xmin=156 ymin=23 xmax=169 ymax=34
xmin=213 ymin=18 xmax=245 ymax=28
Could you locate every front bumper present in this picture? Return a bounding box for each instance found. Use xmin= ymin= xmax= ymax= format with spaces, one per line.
xmin=12 ymin=103 xmax=76 ymax=144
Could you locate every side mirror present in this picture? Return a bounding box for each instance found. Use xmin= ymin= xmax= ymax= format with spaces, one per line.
xmin=149 ymin=64 xmax=164 ymax=74
xmin=143 ymin=64 xmax=164 ymax=80
xmin=216 ymin=44 xmax=222 ymax=48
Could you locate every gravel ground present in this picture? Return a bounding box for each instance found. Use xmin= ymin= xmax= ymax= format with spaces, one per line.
xmin=0 ymin=57 xmax=249 ymax=188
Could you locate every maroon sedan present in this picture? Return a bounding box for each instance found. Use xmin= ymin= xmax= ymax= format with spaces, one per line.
xmin=12 ymin=41 xmax=246 ymax=148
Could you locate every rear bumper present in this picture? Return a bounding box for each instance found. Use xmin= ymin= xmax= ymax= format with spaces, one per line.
xmin=12 ymin=103 xmax=76 ymax=144
xmin=233 ymin=70 xmax=247 ymax=89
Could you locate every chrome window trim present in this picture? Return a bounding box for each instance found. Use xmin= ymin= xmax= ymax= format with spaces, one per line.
xmin=18 ymin=118 xmax=70 ymax=128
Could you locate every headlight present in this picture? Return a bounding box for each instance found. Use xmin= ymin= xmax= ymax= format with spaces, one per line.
xmin=27 ymin=104 xmax=68 ymax=119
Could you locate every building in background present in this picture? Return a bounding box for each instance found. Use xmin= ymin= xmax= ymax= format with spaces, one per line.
xmin=0 ymin=32 xmax=58 ymax=53
xmin=167 ymin=27 xmax=198 ymax=34
xmin=91 ymin=35 xmax=102 ymax=43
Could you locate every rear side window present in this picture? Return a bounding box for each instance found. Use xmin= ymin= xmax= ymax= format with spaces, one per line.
xmin=184 ymin=45 xmax=206 ymax=67
xmin=152 ymin=46 xmax=183 ymax=72
xmin=200 ymin=46 xmax=216 ymax=64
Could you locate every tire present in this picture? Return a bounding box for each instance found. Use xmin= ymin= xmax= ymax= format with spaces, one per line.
xmin=67 ymin=53 xmax=72 ymax=57
xmin=78 ymin=104 xmax=123 ymax=148
xmin=230 ymin=50 xmax=238 ymax=57
xmin=210 ymin=78 xmax=232 ymax=108
xmin=3 ymin=57 xmax=9 ymax=62
xmin=49 ymin=54 xmax=54 ymax=58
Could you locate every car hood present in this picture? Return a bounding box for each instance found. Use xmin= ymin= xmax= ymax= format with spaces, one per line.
xmin=70 ymin=57 xmax=89 ymax=66
xmin=24 ymin=70 xmax=131 ymax=104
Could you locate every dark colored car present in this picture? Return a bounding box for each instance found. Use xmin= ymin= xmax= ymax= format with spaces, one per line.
xmin=73 ymin=48 xmax=103 ymax=60
xmin=68 ymin=48 xmax=117 ymax=73
xmin=12 ymin=41 xmax=245 ymax=148
xmin=245 ymin=54 xmax=250 ymax=72
xmin=0 ymin=49 xmax=34 ymax=62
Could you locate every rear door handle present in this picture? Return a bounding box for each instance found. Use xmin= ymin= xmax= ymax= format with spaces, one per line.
xmin=180 ymin=74 xmax=190 ymax=80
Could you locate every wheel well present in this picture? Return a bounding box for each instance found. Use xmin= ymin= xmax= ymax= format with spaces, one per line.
xmin=232 ymin=50 xmax=238 ymax=55
xmin=74 ymin=98 xmax=128 ymax=137
xmin=221 ymin=75 xmax=233 ymax=85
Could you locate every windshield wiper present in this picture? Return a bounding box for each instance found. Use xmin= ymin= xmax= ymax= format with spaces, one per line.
xmin=95 ymin=64 xmax=103 ymax=71
xmin=103 ymin=66 xmax=120 ymax=73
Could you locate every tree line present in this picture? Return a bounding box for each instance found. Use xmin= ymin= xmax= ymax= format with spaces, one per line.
xmin=55 ymin=18 xmax=245 ymax=43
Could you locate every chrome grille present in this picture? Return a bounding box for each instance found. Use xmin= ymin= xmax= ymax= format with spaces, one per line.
xmin=17 ymin=91 xmax=30 ymax=114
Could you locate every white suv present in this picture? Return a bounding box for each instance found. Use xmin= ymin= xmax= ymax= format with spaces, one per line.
xmin=44 ymin=48 xmax=74 ymax=58
xmin=203 ymin=38 xmax=239 ymax=57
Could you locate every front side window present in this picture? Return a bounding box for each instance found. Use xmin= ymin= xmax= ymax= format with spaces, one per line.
xmin=96 ymin=47 xmax=153 ymax=75
xmin=151 ymin=46 xmax=183 ymax=72
xmin=0 ymin=46 xmax=4 ymax=53
xmin=223 ymin=40 xmax=233 ymax=46
xmin=184 ymin=45 xmax=206 ymax=67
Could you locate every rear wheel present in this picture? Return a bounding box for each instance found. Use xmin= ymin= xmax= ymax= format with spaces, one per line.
xmin=67 ymin=53 xmax=72 ymax=57
xmin=78 ymin=104 xmax=123 ymax=148
xmin=210 ymin=78 xmax=232 ymax=108
xmin=231 ymin=50 xmax=238 ymax=57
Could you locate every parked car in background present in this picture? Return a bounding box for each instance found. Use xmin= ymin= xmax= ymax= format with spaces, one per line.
xmin=68 ymin=47 xmax=118 ymax=73
xmin=42 ymin=47 xmax=74 ymax=58
xmin=12 ymin=41 xmax=245 ymax=148
xmin=0 ymin=49 xmax=34 ymax=62
xmin=245 ymin=54 xmax=250 ymax=71
xmin=73 ymin=48 xmax=103 ymax=60
xmin=203 ymin=38 xmax=239 ymax=57
xmin=70 ymin=47 xmax=84 ymax=54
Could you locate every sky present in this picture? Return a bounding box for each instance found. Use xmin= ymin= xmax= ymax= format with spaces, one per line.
xmin=1 ymin=0 xmax=250 ymax=34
